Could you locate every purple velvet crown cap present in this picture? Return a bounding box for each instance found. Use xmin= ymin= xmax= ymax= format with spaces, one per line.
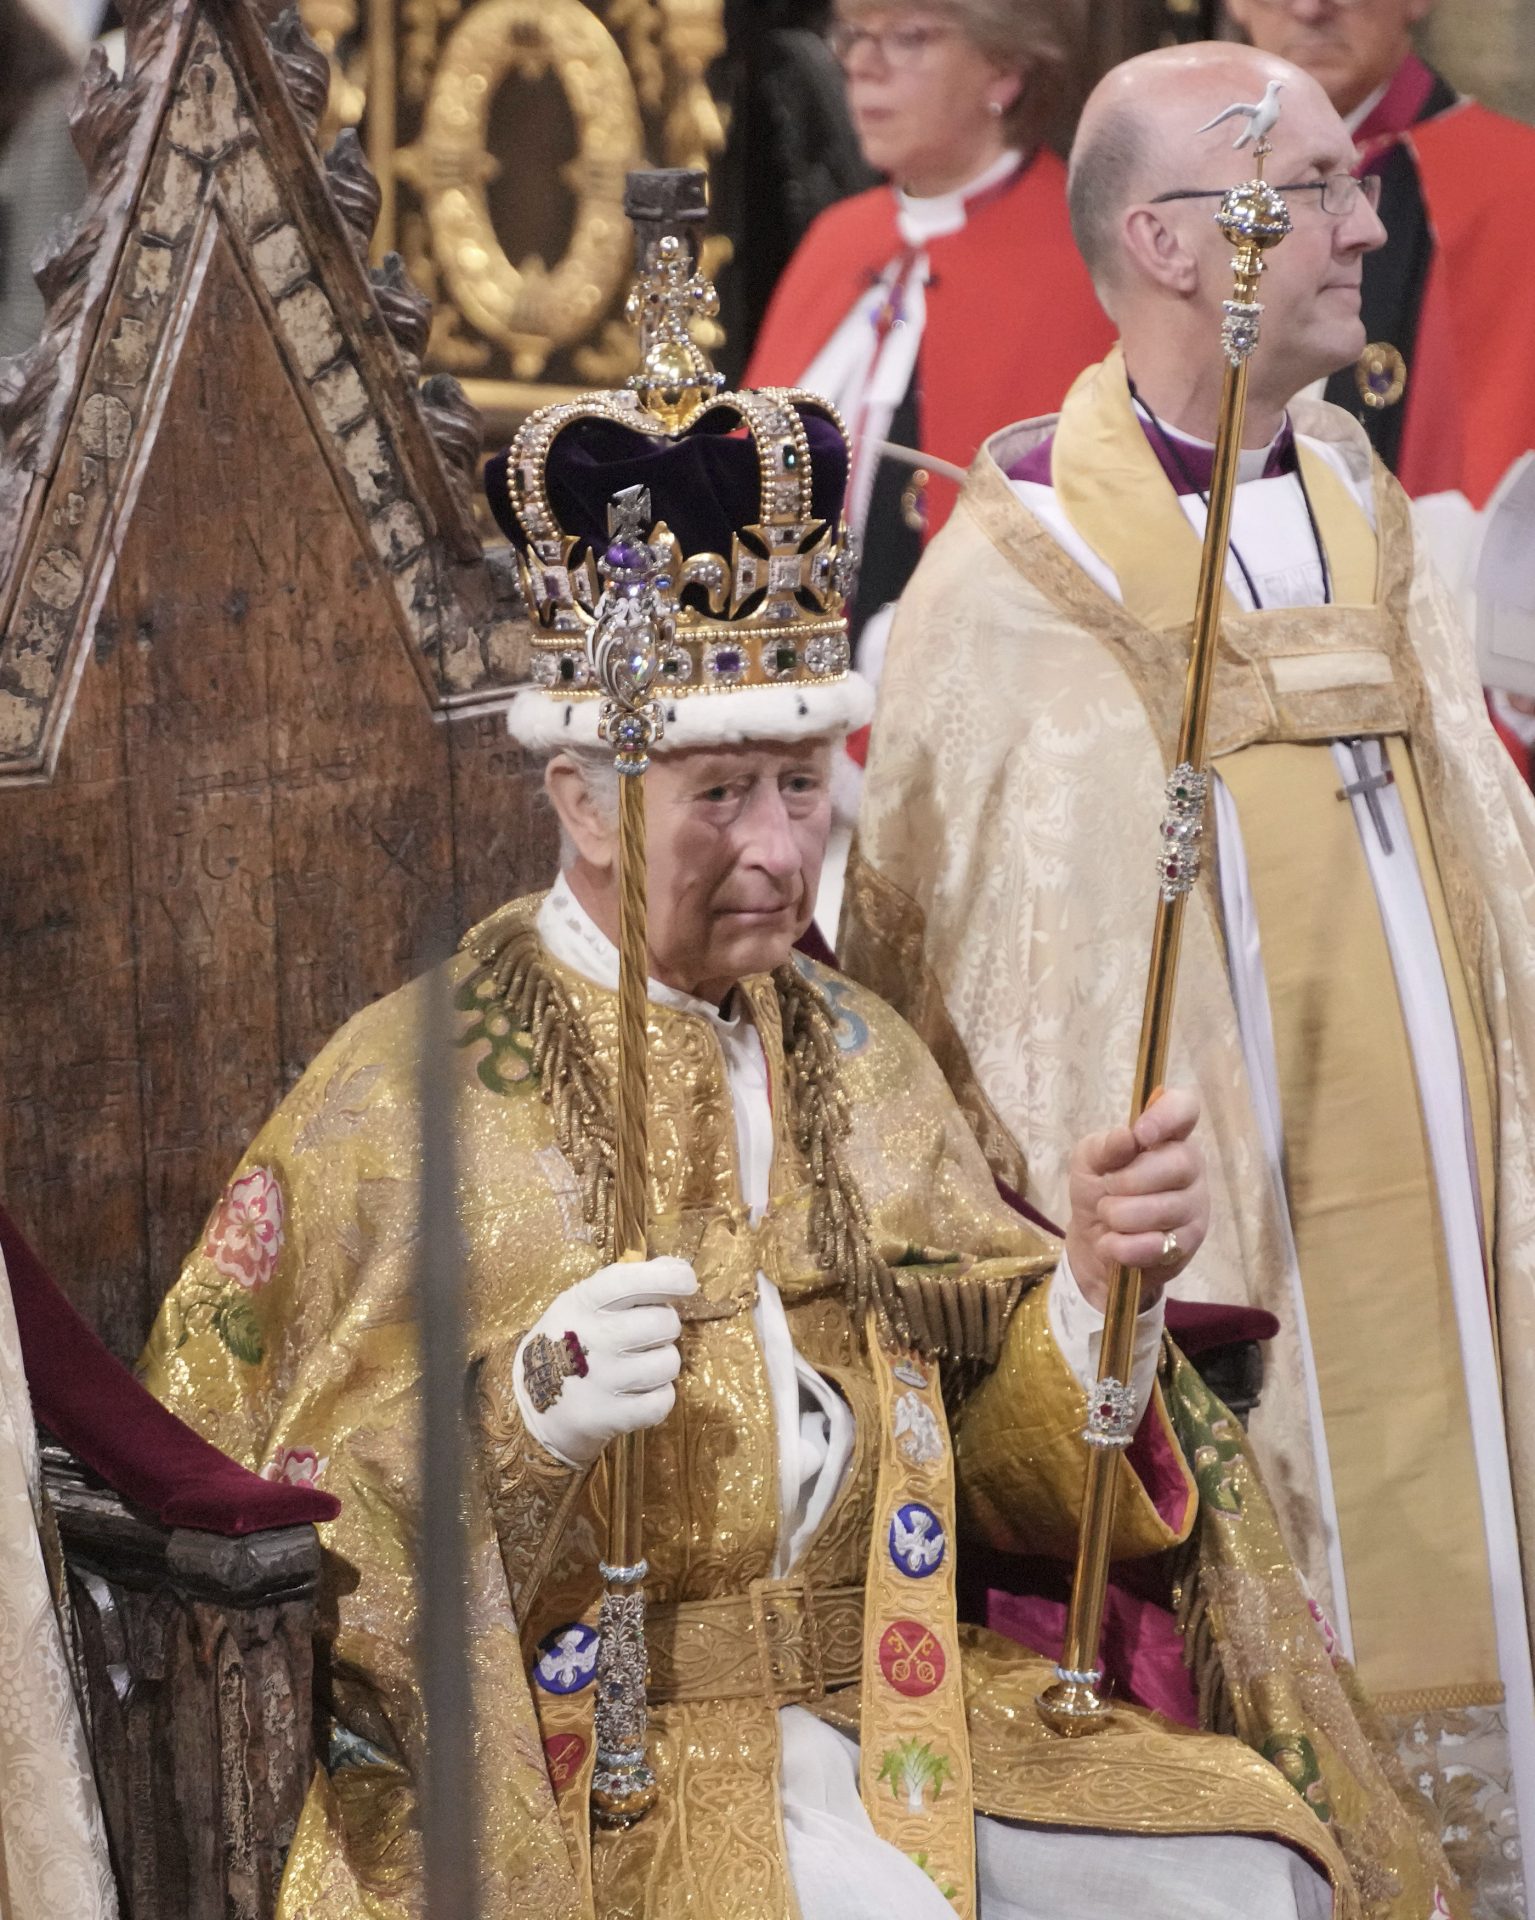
xmin=484 ymin=400 xmax=849 ymax=567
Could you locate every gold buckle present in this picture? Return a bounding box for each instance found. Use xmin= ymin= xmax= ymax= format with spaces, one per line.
xmin=751 ymin=1579 xmax=824 ymax=1706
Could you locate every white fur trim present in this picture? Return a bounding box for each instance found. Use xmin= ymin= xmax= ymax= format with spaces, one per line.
xmin=504 ymin=675 xmax=875 ymax=754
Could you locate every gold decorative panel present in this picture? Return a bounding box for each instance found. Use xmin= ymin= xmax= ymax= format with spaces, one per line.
xmin=300 ymin=0 xmax=727 ymax=431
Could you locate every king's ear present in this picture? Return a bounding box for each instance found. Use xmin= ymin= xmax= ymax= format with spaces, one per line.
xmin=545 ymin=754 xmax=618 ymax=873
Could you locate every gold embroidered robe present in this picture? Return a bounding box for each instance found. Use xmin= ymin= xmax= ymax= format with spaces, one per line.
xmin=141 ymin=894 xmax=1448 ymax=1918
xmin=844 ymin=356 xmax=1535 ymax=1905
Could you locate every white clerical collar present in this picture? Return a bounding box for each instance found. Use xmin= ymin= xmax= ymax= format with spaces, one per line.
xmin=1132 ymin=400 xmax=1289 ymax=485
xmin=895 ymin=146 xmax=1021 ymax=246
xmin=536 ymin=872 xmax=745 ymax=1037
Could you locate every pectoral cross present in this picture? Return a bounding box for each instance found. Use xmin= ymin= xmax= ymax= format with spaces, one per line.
xmin=1336 ymin=737 xmax=1395 ymax=855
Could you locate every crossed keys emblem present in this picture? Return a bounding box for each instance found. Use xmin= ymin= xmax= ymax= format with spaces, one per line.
xmin=881 ymin=1621 xmax=944 ymax=1695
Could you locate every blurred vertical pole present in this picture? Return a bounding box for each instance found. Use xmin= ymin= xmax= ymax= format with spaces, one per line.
xmin=414 ymin=908 xmax=479 ymax=1920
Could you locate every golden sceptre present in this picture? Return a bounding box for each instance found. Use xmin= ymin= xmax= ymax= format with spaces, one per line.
xmin=588 ymin=169 xmax=723 ymax=1828
xmin=1038 ymin=104 xmax=1293 ymax=1738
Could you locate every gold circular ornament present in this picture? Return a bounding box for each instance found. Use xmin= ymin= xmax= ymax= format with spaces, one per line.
xmin=409 ymin=0 xmax=644 ymax=381
xmin=1356 ymin=342 xmax=1407 ymax=411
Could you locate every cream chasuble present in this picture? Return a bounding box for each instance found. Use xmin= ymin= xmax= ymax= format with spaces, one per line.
xmin=845 ymin=350 xmax=1535 ymax=1917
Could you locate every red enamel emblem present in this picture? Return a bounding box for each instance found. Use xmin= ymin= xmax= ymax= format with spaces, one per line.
xmin=544 ymin=1731 xmax=588 ymax=1792
xmin=877 ymin=1619 xmax=946 ymax=1698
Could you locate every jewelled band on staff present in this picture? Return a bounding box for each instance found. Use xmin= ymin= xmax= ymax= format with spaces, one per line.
xmin=1156 ymin=764 xmax=1210 ymax=902
xmin=522 ymin=1330 xmax=590 ymax=1414
xmin=1083 ymin=1378 xmax=1137 ymax=1451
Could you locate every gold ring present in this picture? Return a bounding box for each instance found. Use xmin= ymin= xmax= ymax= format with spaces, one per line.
xmin=1159 ymin=1230 xmax=1180 ymax=1266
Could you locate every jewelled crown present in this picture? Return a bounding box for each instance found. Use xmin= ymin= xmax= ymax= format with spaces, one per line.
xmin=486 ymin=171 xmax=870 ymax=752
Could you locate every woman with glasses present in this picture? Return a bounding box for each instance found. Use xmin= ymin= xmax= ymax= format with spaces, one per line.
xmin=747 ymin=1 xmax=1112 ymax=690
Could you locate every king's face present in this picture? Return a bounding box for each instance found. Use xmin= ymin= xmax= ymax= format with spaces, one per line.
xmin=642 ymin=739 xmax=836 ymax=1003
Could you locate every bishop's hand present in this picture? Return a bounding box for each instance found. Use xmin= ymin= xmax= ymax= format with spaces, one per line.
xmin=513 ymin=1256 xmax=698 ymax=1469
xmin=1064 ymin=1088 xmax=1208 ymax=1310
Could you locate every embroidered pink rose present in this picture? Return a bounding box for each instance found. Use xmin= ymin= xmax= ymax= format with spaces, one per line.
xmin=262 ymin=1446 xmax=328 ymax=1487
xmin=1306 ymin=1596 xmax=1340 ymax=1663
xmin=203 ymin=1167 xmax=285 ymax=1290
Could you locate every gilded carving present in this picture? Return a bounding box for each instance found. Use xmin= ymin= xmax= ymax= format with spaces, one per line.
xmin=323 ymin=0 xmax=726 ymax=416
xmin=397 ymin=0 xmax=644 ymax=382
xmin=298 ymin=0 xmax=366 ymax=136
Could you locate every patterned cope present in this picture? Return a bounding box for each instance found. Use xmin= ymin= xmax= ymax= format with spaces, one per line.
xmin=141 ymin=896 xmax=1453 ymax=1918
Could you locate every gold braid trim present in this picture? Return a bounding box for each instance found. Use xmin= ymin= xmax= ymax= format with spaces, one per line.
xmin=465 ymin=924 xmax=619 ymax=1257
xmin=1169 ymin=1531 xmax=1240 ymax=1739
xmin=461 ymin=924 xmax=1011 ymax=1365
xmin=773 ymin=960 xmax=917 ymax=1355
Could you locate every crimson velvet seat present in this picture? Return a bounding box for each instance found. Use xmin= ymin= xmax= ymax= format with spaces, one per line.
xmin=1 ymin=1204 xmax=335 ymax=1920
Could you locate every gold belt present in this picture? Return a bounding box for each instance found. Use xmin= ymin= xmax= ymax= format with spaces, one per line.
xmin=645 ymin=1577 xmax=864 ymax=1707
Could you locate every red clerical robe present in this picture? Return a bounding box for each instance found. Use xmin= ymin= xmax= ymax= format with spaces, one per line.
xmin=746 ymin=152 xmax=1113 ymax=539
xmin=1330 ymin=54 xmax=1535 ymax=508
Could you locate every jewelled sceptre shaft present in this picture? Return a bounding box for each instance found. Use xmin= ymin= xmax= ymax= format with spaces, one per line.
xmin=1038 ymin=103 xmax=1293 ymax=1738
xmin=589 ymin=169 xmax=722 ymax=1829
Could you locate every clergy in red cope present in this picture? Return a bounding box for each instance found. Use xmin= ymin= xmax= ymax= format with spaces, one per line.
xmin=1224 ymin=0 xmax=1535 ymax=510
xmin=1225 ymin=0 xmax=1535 ymax=782
xmin=747 ymin=0 xmax=1113 ymax=690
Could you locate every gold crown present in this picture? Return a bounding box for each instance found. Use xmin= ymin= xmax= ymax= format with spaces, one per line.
xmin=494 ymin=173 xmax=857 ymax=704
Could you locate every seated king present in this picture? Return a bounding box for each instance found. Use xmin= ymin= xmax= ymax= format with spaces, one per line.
xmin=140 ymin=176 xmax=1454 ymax=1920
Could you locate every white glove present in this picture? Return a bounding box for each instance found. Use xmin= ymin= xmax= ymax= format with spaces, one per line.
xmin=513 ymin=1256 xmax=698 ymax=1469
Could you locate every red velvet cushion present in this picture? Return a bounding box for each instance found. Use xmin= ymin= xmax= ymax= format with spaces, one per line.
xmin=1 ymin=1205 xmax=337 ymax=1534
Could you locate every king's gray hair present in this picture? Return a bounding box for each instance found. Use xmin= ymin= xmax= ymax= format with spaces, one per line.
xmin=549 ymin=746 xmax=621 ymax=868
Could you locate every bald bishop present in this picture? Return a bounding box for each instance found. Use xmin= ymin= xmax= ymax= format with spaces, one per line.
xmin=846 ymin=42 xmax=1535 ymax=1915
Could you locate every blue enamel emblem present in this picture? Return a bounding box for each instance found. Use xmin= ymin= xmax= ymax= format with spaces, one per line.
xmin=888 ymin=1502 xmax=946 ymax=1578
xmin=534 ymin=1622 xmax=600 ymax=1694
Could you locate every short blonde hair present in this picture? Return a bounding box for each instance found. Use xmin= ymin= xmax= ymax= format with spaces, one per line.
xmin=834 ymin=0 xmax=1076 ymax=148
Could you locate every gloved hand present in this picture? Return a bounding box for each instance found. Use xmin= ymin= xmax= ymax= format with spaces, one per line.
xmin=512 ymin=1256 xmax=698 ymax=1469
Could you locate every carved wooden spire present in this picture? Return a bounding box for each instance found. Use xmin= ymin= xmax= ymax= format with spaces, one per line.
xmin=324 ymin=127 xmax=382 ymax=255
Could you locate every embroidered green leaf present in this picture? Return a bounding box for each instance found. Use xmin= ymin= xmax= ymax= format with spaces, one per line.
xmin=910 ymin=1852 xmax=959 ymax=1900
xmin=213 ymin=1297 xmax=265 ymax=1366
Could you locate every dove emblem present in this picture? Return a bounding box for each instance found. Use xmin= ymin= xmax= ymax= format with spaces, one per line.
xmin=1197 ymin=79 xmax=1284 ymax=150
xmin=888 ymin=1502 xmax=947 ymax=1578
xmin=535 ymin=1622 xmax=601 ymax=1694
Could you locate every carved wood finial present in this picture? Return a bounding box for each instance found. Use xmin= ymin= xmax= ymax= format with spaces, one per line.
xmin=70 ymin=45 xmax=138 ymax=182
xmin=267 ymin=5 xmax=330 ymax=136
xmin=418 ymin=373 xmax=483 ymax=486
xmin=0 ymin=348 xmax=56 ymax=470
xmin=323 ymin=128 xmax=382 ymax=254
xmin=369 ymin=251 xmax=432 ymax=375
